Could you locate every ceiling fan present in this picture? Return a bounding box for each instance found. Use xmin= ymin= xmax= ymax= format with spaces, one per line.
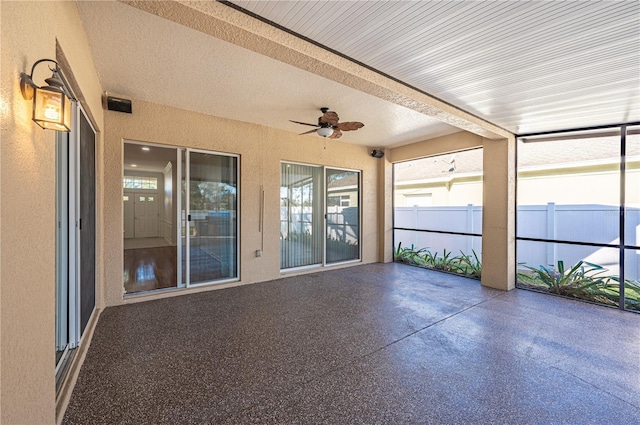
xmin=289 ymin=107 xmax=364 ymax=139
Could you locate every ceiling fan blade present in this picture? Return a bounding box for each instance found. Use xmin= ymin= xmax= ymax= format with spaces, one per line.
xmin=337 ymin=121 xmax=364 ymax=131
xmin=320 ymin=111 xmax=339 ymax=126
xmin=329 ymin=129 xmax=343 ymax=139
xmin=299 ymin=128 xmax=318 ymax=135
xmin=289 ymin=120 xmax=319 ymax=127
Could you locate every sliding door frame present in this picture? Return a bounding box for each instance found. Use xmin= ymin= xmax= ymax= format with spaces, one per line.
xmin=184 ymin=148 xmax=240 ymax=287
xmin=280 ymin=161 xmax=362 ymax=272
xmin=325 ymin=166 xmax=362 ymax=266
xmin=121 ymin=143 xmax=239 ymax=292
xmin=280 ymin=161 xmax=324 ymax=271
xmin=56 ymin=101 xmax=96 ymax=389
xmin=78 ymin=106 xmax=97 ymax=335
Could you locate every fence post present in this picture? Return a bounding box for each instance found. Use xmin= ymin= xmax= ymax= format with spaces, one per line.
xmin=467 ymin=203 xmax=474 ymax=253
xmin=546 ymin=202 xmax=556 ymax=266
xmin=414 ymin=205 xmax=419 ymax=247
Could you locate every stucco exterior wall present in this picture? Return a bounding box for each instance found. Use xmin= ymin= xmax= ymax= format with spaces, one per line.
xmin=395 ymin=177 xmax=483 ymax=207
xmin=390 ymin=131 xmax=482 ymax=163
xmin=395 ymin=162 xmax=640 ymax=208
xmin=104 ymin=99 xmax=380 ymax=307
xmin=0 ymin=1 xmax=104 ymax=423
xmin=482 ymin=137 xmax=516 ymax=290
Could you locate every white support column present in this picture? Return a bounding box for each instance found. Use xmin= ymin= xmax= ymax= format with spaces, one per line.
xmin=481 ymin=136 xmax=516 ymax=290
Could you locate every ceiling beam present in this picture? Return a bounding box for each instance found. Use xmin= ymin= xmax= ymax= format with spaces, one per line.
xmin=390 ymin=131 xmax=484 ymax=163
xmin=121 ymin=0 xmax=511 ymax=140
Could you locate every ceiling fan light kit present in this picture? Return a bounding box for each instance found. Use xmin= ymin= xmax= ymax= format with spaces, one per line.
xmin=317 ymin=126 xmax=334 ymax=137
xmin=290 ymin=107 xmax=364 ymax=139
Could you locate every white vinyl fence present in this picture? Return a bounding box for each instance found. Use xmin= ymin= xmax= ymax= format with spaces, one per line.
xmin=394 ymin=205 xmax=482 ymax=258
xmin=395 ymin=203 xmax=640 ymax=279
xmin=280 ymin=206 xmax=359 ymax=244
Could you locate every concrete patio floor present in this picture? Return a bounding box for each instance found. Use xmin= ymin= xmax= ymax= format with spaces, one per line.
xmin=63 ymin=263 xmax=640 ymax=424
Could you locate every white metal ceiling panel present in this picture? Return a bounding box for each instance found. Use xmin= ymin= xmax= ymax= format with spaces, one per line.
xmin=232 ymin=0 xmax=640 ymax=134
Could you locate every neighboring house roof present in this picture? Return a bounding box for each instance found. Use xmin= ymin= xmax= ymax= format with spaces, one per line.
xmin=395 ymin=148 xmax=483 ymax=181
xmin=395 ymin=134 xmax=639 ymax=183
xmin=328 ymin=174 xmax=358 ymax=190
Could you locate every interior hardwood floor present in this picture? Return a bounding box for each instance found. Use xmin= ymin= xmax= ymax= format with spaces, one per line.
xmin=124 ymin=237 xmax=170 ymax=250
xmin=124 ymin=246 xmax=177 ymax=294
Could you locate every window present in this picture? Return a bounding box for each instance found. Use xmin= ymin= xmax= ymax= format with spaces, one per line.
xmin=516 ymin=125 xmax=639 ymax=312
xmin=327 ymin=195 xmax=351 ymax=207
xmin=123 ymin=176 xmax=158 ymax=190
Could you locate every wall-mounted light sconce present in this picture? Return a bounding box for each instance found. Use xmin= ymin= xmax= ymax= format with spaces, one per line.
xmin=20 ymin=59 xmax=73 ymax=132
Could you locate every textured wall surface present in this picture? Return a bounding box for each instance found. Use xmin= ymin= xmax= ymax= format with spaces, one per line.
xmin=481 ymin=137 xmax=517 ymax=290
xmin=390 ymin=131 xmax=483 ymax=163
xmin=104 ymin=99 xmax=380 ymax=306
xmin=0 ymin=1 xmax=104 ymax=423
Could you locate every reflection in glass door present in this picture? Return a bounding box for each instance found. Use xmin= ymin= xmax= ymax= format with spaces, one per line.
xmin=326 ymin=168 xmax=360 ymax=263
xmin=280 ymin=163 xmax=323 ymax=269
xmin=280 ymin=163 xmax=361 ymax=270
xmin=183 ymin=150 xmax=239 ymax=285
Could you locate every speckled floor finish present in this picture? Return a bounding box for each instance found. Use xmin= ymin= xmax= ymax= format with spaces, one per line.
xmin=63 ymin=263 xmax=640 ymax=424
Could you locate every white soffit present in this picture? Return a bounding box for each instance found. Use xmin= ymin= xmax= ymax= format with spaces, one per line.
xmin=76 ymin=1 xmax=460 ymax=147
xmin=231 ymin=0 xmax=640 ymax=134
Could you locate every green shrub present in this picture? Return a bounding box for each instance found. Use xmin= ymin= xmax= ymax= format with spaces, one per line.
xmin=394 ymin=243 xmax=479 ymax=279
xmin=396 ymin=246 xmax=639 ymax=311
xmin=609 ymin=276 xmax=640 ymax=311
xmin=456 ymin=250 xmax=482 ymax=278
xmin=394 ymin=242 xmax=428 ymax=266
xmin=517 ymin=260 xmax=619 ymax=306
xmin=424 ymin=249 xmax=461 ymax=273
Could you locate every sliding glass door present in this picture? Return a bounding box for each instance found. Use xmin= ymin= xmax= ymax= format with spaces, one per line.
xmin=55 ymin=130 xmax=71 ymax=370
xmin=280 ymin=163 xmax=323 ymax=268
xmin=326 ymin=168 xmax=360 ymax=263
xmin=280 ymin=163 xmax=360 ymax=270
xmin=56 ymin=103 xmax=96 ymax=390
xmin=183 ymin=150 xmax=239 ymax=285
xmin=123 ymin=142 xmax=180 ymax=294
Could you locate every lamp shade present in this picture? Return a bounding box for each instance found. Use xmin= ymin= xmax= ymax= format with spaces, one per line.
xmin=32 ymin=86 xmax=71 ymax=132
xmin=317 ymin=127 xmax=333 ymax=138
